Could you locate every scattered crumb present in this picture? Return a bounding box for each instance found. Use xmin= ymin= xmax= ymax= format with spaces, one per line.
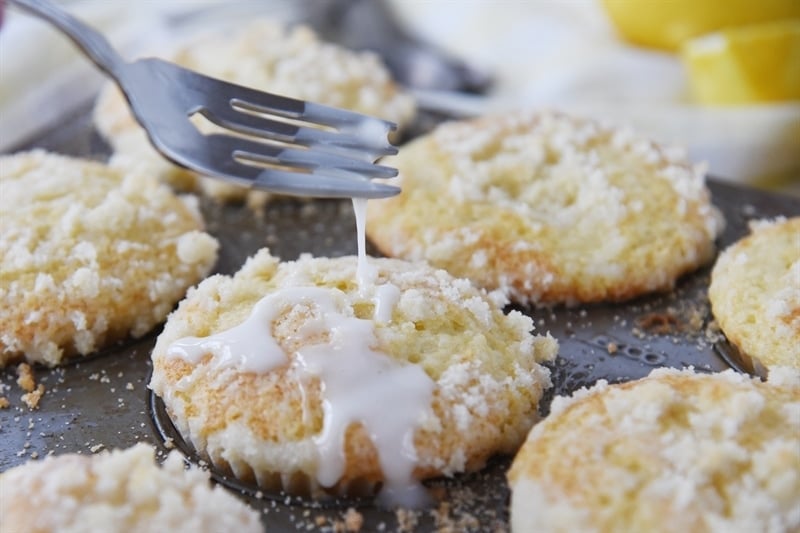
xmin=705 ymin=320 xmax=722 ymax=343
xmin=0 ymin=397 xmax=9 ymax=409
xmin=637 ymin=311 xmax=681 ymax=334
xmin=16 ymin=363 xmax=35 ymax=392
xmin=396 ymin=508 xmax=420 ymax=532
xmin=344 ymin=508 xmax=364 ymax=532
xmin=607 ymin=342 xmax=618 ymax=354
xmin=330 ymin=508 xmax=365 ymax=533
xmin=126 ymin=382 xmax=134 ymax=390
xmin=90 ymin=443 xmax=105 ymax=453
xmin=315 ymin=515 xmax=327 ymax=527
xmin=21 ymin=384 xmax=45 ymax=410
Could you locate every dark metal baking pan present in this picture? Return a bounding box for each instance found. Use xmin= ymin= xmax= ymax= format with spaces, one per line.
xmin=2 ymin=103 xmax=799 ymax=532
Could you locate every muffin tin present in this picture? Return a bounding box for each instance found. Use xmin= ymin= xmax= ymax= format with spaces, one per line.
xmin=1 ymin=103 xmax=798 ymax=532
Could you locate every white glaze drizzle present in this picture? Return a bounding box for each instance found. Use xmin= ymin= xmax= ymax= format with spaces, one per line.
xmin=352 ymin=197 xmax=401 ymax=323
xmin=167 ymin=284 xmax=435 ymax=507
xmin=167 ymin=290 xmax=292 ymax=373
xmin=352 ymin=197 xmax=377 ymax=289
xmin=373 ymin=283 xmax=402 ymax=323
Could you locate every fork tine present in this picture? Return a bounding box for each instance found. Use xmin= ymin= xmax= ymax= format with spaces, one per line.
xmin=197 ymin=106 xmax=398 ymax=160
xmin=11 ymin=0 xmax=402 ymax=200
xmin=208 ymin=134 xmax=399 ymax=179
xmin=200 ymin=74 xmax=398 ymax=134
xmin=254 ymin=168 xmax=401 ymax=199
xmin=207 ymin=156 xmax=401 ymax=199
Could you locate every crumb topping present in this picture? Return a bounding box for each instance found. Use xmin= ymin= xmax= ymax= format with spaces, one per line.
xmin=0 ymin=443 xmax=262 ymax=532
xmin=0 ymin=151 xmax=219 ymax=366
xmin=367 ymin=111 xmax=723 ymax=306
xmin=509 ymin=367 xmax=800 ymax=532
xmin=150 ymin=250 xmax=556 ymax=497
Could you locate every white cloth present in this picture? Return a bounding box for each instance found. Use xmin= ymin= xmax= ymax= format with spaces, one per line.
xmin=1 ymin=0 xmax=798 ymax=189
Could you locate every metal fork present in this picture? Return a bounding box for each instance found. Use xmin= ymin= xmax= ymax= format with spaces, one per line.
xmin=9 ymin=0 xmax=401 ymax=199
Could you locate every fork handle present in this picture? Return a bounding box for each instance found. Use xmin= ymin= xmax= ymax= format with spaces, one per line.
xmin=9 ymin=0 xmax=126 ymax=78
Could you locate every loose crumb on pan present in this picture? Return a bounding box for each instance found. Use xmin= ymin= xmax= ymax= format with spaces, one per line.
xmin=396 ymin=508 xmax=420 ymax=532
xmin=344 ymin=507 xmax=364 ymax=532
xmin=328 ymin=508 xmax=365 ymax=533
xmin=21 ymin=384 xmax=45 ymax=410
xmin=16 ymin=363 xmax=35 ymax=392
xmin=15 ymin=363 xmax=45 ymax=409
xmin=0 ymin=396 xmax=9 ymax=409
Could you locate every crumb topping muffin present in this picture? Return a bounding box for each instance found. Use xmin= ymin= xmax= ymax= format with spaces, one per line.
xmin=367 ymin=111 xmax=724 ymax=306
xmin=150 ymin=249 xmax=556 ymax=504
xmin=0 ymin=443 xmax=262 ymax=533
xmin=709 ymin=216 xmax=800 ymax=372
xmin=94 ymin=19 xmax=416 ymax=206
xmin=0 ymin=150 xmax=219 ymax=367
xmin=508 ymin=366 xmax=800 ymax=533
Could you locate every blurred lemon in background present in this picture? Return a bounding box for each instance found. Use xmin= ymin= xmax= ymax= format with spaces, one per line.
xmin=681 ymin=20 xmax=800 ymax=105
xmin=601 ymin=0 xmax=800 ymax=51
xmin=602 ymin=0 xmax=800 ymax=105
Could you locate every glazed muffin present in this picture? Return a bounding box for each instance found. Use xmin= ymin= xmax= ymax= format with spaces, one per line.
xmin=709 ymin=216 xmax=800 ymax=373
xmin=508 ymin=366 xmax=800 ymax=532
xmin=150 ymin=249 xmax=557 ymax=505
xmin=0 ymin=443 xmax=262 ymax=533
xmin=94 ymin=19 xmax=416 ymax=207
xmin=0 ymin=150 xmax=219 ymax=367
xmin=367 ymin=111 xmax=723 ymax=306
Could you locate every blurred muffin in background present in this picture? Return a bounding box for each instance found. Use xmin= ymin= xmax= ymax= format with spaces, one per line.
xmin=367 ymin=111 xmax=723 ymax=307
xmin=601 ymin=0 xmax=800 ymax=51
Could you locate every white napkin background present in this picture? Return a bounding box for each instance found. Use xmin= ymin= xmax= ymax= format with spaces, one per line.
xmin=1 ymin=0 xmax=797 ymax=189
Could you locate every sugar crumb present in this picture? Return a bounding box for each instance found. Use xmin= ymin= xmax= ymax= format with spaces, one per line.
xmin=344 ymin=508 xmax=363 ymax=532
xmin=16 ymin=363 xmax=35 ymax=392
xmin=21 ymin=384 xmax=45 ymax=410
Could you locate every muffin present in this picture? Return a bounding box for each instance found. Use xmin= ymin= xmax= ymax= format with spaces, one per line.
xmin=94 ymin=19 xmax=416 ymax=207
xmin=508 ymin=366 xmax=800 ymax=532
xmin=366 ymin=111 xmax=724 ymax=306
xmin=0 ymin=443 xmax=262 ymax=533
xmin=150 ymin=249 xmax=557 ymax=506
xmin=0 ymin=150 xmax=219 ymax=367
xmin=709 ymin=216 xmax=800 ymax=374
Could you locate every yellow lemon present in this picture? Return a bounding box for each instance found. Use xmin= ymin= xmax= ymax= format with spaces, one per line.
xmin=681 ymin=20 xmax=800 ymax=105
xmin=601 ymin=0 xmax=800 ymax=51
